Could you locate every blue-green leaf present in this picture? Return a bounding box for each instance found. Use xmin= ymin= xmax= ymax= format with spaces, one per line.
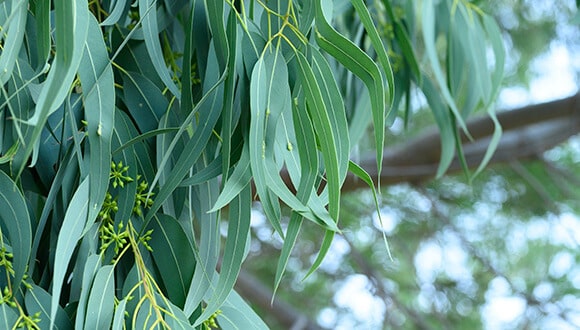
xmin=149 ymin=214 xmax=195 ymax=308
xmin=194 ymin=185 xmax=251 ymax=326
xmin=0 ymin=0 xmax=27 ymax=85
xmin=73 ymin=253 xmax=101 ymax=330
xmin=20 ymin=0 xmax=89 ymax=177
xmin=84 ymin=265 xmax=115 ymax=330
xmin=295 ymin=51 xmax=340 ymax=223
xmin=0 ymin=304 xmax=18 ymax=329
xmin=50 ymin=178 xmax=90 ymax=328
xmin=101 ymin=0 xmax=128 ymax=25
xmin=139 ymin=0 xmax=180 ymax=97
xmin=123 ymin=71 xmax=169 ymax=133
xmin=79 ymin=13 xmax=115 ymax=225
xmin=0 ymin=171 xmax=31 ymax=289
xmin=421 ymin=1 xmax=468 ymax=133
xmin=26 ymin=284 xmax=74 ymax=330
xmin=314 ymin=1 xmax=386 ymax=185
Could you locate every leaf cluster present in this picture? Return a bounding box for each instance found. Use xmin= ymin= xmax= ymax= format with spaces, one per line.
xmin=0 ymin=0 xmax=504 ymax=328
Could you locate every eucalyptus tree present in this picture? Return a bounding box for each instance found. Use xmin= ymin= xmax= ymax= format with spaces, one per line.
xmin=0 ymin=0 xmax=509 ymax=328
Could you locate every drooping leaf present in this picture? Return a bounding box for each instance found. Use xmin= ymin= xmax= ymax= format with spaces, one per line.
xmin=139 ymin=0 xmax=180 ymax=97
xmin=26 ymin=284 xmax=74 ymax=330
xmin=149 ymin=214 xmax=195 ymax=308
xmin=314 ymin=0 xmax=387 ymax=184
xmin=84 ymin=265 xmax=115 ymax=330
xmin=79 ymin=13 xmax=116 ymax=225
xmin=20 ymin=0 xmax=89 ymax=177
xmin=0 ymin=171 xmax=31 ymax=290
xmin=50 ymin=178 xmax=90 ymax=328
xmin=194 ymin=185 xmax=251 ymax=326
xmin=0 ymin=0 xmax=27 ymax=85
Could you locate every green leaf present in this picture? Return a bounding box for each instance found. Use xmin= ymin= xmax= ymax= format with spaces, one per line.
xmin=20 ymin=0 xmax=89 ymax=177
xmin=111 ymin=298 xmax=128 ymax=330
xmin=0 ymin=142 xmax=18 ymax=164
xmin=183 ymin=178 xmax=220 ymax=317
xmin=421 ymin=1 xmax=468 ymax=134
xmin=33 ymin=0 xmax=51 ymax=71
xmin=50 ymin=177 xmax=90 ymax=328
xmin=314 ymin=2 xmax=387 ymax=184
xmin=350 ymin=0 xmax=394 ymax=108
xmin=310 ymin=48 xmax=349 ymax=183
xmin=473 ymin=14 xmax=505 ymax=177
xmin=28 ymin=146 xmax=77 ymax=275
xmin=218 ymin=290 xmax=269 ymax=330
xmin=272 ymin=90 xmax=320 ymax=296
xmin=394 ymin=22 xmax=422 ymax=83
xmin=295 ymin=51 xmax=340 ymax=222
xmin=139 ymin=0 xmax=180 ymax=97
xmin=79 ymin=13 xmax=115 ymax=225
xmin=194 ymin=185 xmax=251 ymax=326
xmin=421 ymin=76 xmax=456 ymax=177
xmin=205 ymin=0 xmax=228 ymax=71
xmin=305 ymin=229 xmax=334 ymax=278
xmin=0 ymin=170 xmax=31 ymax=288
xmin=149 ymin=214 xmax=195 ymax=308
xmin=248 ymin=49 xmax=283 ymax=235
xmin=122 ymin=71 xmax=169 ymax=133
xmin=0 ymin=304 xmax=18 ymax=329
xmin=26 ymin=284 xmax=74 ymax=330
xmin=145 ymin=43 xmax=226 ymax=226
xmin=100 ymin=0 xmax=128 ymax=25
xmin=220 ymin=12 xmax=238 ymax=182
xmin=0 ymin=0 xmax=27 ymax=85
xmin=73 ymin=252 xmax=100 ymax=329
xmin=162 ymin=294 xmax=194 ymax=329
xmin=348 ymin=160 xmax=392 ymax=259
xmin=84 ymin=265 xmax=115 ymax=330
xmin=210 ymin=143 xmax=252 ymax=212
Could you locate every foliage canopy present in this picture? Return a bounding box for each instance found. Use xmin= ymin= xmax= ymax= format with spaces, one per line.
xmin=0 ymin=0 xmax=505 ymax=328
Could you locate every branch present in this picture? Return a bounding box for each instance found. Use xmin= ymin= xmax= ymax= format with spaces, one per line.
xmin=342 ymin=92 xmax=580 ymax=190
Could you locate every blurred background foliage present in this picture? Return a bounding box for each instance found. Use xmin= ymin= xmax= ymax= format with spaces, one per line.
xmin=244 ymin=1 xmax=580 ymax=329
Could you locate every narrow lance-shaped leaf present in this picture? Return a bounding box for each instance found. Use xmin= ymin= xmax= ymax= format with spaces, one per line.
xmin=19 ymin=0 xmax=89 ymax=177
xmin=221 ymin=12 xmax=238 ymax=182
xmin=79 ymin=13 xmax=115 ymax=224
xmin=0 ymin=171 xmax=32 ymax=289
xmin=314 ymin=1 xmax=387 ymax=184
xmin=248 ymin=50 xmax=283 ymax=235
xmin=145 ymin=44 xmax=226 ymax=225
xmin=473 ymin=14 xmax=505 ymax=176
xmin=84 ymin=265 xmax=115 ymax=330
xmin=100 ymin=0 xmax=128 ymax=25
xmin=50 ymin=178 xmax=90 ymax=328
xmin=149 ymin=214 xmax=195 ymax=308
xmin=310 ymin=48 xmax=349 ymax=183
xmin=139 ymin=0 xmax=180 ymax=97
xmin=350 ymin=0 xmax=394 ymax=108
xmin=273 ymin=92 xmax=319 ymax=298
xmin=204 ymin=0 xmax=228 ymax=71
xmin=74 ymin=253 xmax=101 ymax=330
xmin=421 ymin=1 xmax=469 ymax=134
xmin=295 ymin=51 xmax=340 ymax=223
xmin=183 ymin=175 xmax=220 ymax=317
xmin=0 ymin=0 xmax=27 ymax=85
xmin=194 ymin=185 xmax=251 ymax=326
